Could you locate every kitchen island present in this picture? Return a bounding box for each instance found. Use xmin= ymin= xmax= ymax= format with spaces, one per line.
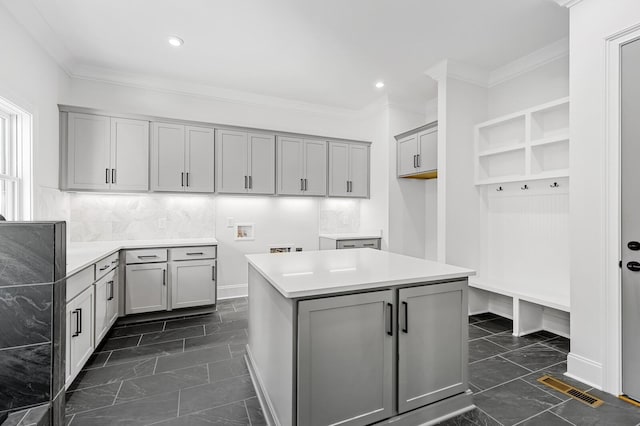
xmin=245 ymin=249 xmax=475 ymax=426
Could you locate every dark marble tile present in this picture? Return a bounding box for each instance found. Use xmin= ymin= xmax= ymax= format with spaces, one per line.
xmin=13 ymin=403 xmax=50 ymax=426
xmin=154 ymin=400 xmax=250 ymax=425
xmin=543 ymin=337 xmax=570 ymax=353
xmin=518 ymin=411 xmax=573 ymax=425
xmin=474 ymin=379 xmax=563 ymax=426
xmin=83 ymin=352 xmax=111 ymax=370
xmin=551 ymin=388 xmax=640 ymax=426
xmin=155 ymin=346 xmax=230 ymax=374
xmin=108 ymin=322 xmax=165 ymax=338
xmin=2 ymin=409 xmax=28 ymax=426
xmin=65 ymin=414 xmax=75 ymax=425
xmin=100 ymin=335 xmax=140 ymax=351
xmin=0 ymin=224 xmax=56 ymax=287
xmin=501 ymin=344 xmax=567 ymax=372
xmin=485 ymin=331 xmax=550 ymax=351
xmin=469 ymin=313 xmax=500 ymax=324
xmin=205 ymin=319 xmax=248 ymax=335
xmin=474 ymin=318 xmax=513 ymax=334
xmin=520 ymin=362 xmax=590 ymax=402
xmin=71 ymin=390 xmax=179 ymax=426
xmin=51 ymin=280 xmax=66 ymax=405
xmin=164 ymin=314 xmax=220 ymax=331
xmin=116 ymin=365 xmax=208 ymax=404
xmin=469 ymin=382 xmax=481 ymax=394
xmin=51 ymin=391 xmax=64 ymax=426
xmin=70 ymin=358 xmax=156 ymax=390
xmin=219 ymin=311 xmax=248 ymax=323
xmin=469 ymin=356 xmax=530 ymax=391
xmin=527 ymin=330 xmax=560 ymax=340
xmin=184 ymin=330 xmax=247 ymax=351
xmin=0 ymin=343 xmax=51 ymax=411
xmin=139 ymin=326 xmax=204 ymax=346
xmin=437 ymin=407 xmax=501 ymax=426
xmin=0 ymin=284 xmax=52 ymax=349
xmin=469 ymin=339 xmax=508 ymax=363
xmin=229 ymin=344 xmax=247 ymax=359
xmin=208 ymin=357 xmax=249 ymax=383
xmin=244 ymin=397 xmax=266 ymax=425
xmin=106 ymin=339 xmax=183 ymax=366
xmin=65 ymin=382 xmax=120 ymax=415
xmin=179 ymin=375 xmax=256 ymax=416
xmin=469 ymin=324 xmax=491 ymax=340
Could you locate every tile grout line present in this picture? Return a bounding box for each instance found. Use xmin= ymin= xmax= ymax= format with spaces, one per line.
xmin=511 ymin=398 xmax=571 ymax=426
xmin=548 ymin=409 xmax=578 ymax=426
xmin=177 ymin=389 xmax=181 ymax=418
xmin=244 ymin=399 xmax=253 ymax=426
xmin=476 ymin=406 xmax=505 ymax=426
xmin=136 ymin=334 xmax=143 ymax=347
xmin=496 ymin=354 xmax=534 ymax=373
xmin=153 ymin=356 xmax=159 ymax=375
xmin=112 ymin=380 xmax=125 ymax=406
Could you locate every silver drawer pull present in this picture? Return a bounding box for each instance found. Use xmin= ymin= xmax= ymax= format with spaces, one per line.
xmin=186 ymin=252 xmax=204 ymax=255
xmin=111 ymin=260 xmax=118 ymax=264
xmin=343 ymin=244 xmax=356 ymax=248
xmin=138 ymin=255 xmax=159 ymax=259
xmin=99 ymin=265 xmax=109 ymax=271
xmin=363 ymin=243 xmax=375 ymax=247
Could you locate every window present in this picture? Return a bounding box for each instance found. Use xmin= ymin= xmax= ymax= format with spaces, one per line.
xmin=0 ymin=97 xmax=31 ymax=220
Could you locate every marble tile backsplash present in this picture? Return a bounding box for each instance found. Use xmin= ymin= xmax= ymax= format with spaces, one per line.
xmin=69 ymin=193 xmax=216 ymax=242
xmin=318 ymin=198 xmax=360 ymax=234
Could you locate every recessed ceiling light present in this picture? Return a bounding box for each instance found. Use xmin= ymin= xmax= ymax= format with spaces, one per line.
xmin=168 ymin=36 xmax=184 ymax=47
xmin=375 ymin=81 xmax=385 ymax=89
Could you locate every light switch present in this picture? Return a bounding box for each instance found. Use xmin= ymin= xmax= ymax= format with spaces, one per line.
xmin=226 ymin=217 xmax=235 ymax=228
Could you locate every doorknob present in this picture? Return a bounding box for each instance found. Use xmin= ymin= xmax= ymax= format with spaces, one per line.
xmin=628 ymin=241 xmax=640 ymax=251
xmin=627 ymin=261 xmax=640 ymax=271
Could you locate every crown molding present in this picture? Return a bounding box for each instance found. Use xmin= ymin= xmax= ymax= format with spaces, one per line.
xmin=553 ymin=0 xmax=584 ymax=8
xmin=425 ymin=60 xmax=490 ymax=87
xmin=488 ymin=36 xmax=569 ymax=87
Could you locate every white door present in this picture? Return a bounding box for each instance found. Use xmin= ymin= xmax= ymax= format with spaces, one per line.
xmin=417 ymin=128 xmax=437 ymax=173
xmin=67 ymin=113 xmax=111 ymax=190
xmin=303 ymin=139 xmax=327 ymax=196
xmin=397 ymin=281 xmax=467 ymax=413
xmin=397 ymin=134 xmax=418 ymax=176
xmin=94 ymin=272 xmax=112 ymax=345
xmin=111 ymin=118 xmax=149 ymax=191
xmin=185 ymin=126 xmax=215 ymax=193
xmin=248 ymin=133 xmax=276 ymax=194
xmin=277 ymin=136 xmax=304 ymax=195
xmin=66 ymin=286 xmax=94 ymax=388
xmin=328 ymin=142 xmax=349 ymax=196
xmin=215 ymin=129 xmax=248 ymax=193
xmin=151 ymin=122 xmax=185 ymax=192
xmin=171 ymin=260 xmax=216 ymax=309
xmin=348 ymin=144 xmax=369 ymax=198
xmin=125 ymin=263 xmax=168 ymax=314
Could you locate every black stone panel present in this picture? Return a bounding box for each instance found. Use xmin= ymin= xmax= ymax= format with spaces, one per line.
xmin=0 ymin=223 xmax=57 ymax=287
xmin=0 ymin=284 xmax=52 ymax=349
xmin=0 ymin=343 xmax=51 ymax=412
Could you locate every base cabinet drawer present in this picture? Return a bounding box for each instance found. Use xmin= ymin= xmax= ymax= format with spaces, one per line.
xmin=66 ymin=286 xmax=95 ymax=388
xmin=170 ymin=246 xmax=217 ymax=261
xmin=126 ymin=248 xmax=168 ymax=264
xmin=125 ymin=263 xmax=168 ymax=314
xmin=337 ymin=238 xmax=381 ymax=250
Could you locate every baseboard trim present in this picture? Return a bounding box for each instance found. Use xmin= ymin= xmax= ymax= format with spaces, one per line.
xmin=246 ymin=345 xmax=279 ymax=426
xmin=566 ymin=352 xmax=603 ymax=390
xmin=218 ymin=284 xmax=248 ymax=299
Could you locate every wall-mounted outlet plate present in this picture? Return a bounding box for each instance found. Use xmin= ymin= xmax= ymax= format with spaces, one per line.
xmin=226 ymin=217 xmax=235 ymax=228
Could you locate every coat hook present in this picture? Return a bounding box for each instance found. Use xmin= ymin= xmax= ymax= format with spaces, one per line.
xmin=496 ymin=186 xmax=503 ymax=192
xmin=550 ymin=182 xmax=559 ymax=188
xmin=521 ymin=184 xmax=529 ymax=190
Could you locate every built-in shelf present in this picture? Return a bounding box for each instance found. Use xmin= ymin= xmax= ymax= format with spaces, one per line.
xmin=474 ymin=97 xmax=570 ymax=186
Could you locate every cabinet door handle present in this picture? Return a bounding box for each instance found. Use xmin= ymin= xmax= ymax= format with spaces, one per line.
xmin=186 ymin=252 xmax=204 ymax=256
xmin=99 ymin=264 xmax=109 ymax=271
xmin=386 ymin=303 xmax=393 ymax=336
xmin=304 ymin=178 xmax=308 ymax=191
xmin=244 ymin=175 xmax=248 ymax=189
xmin=163 ymin=269 xmax=167 ymax=286
xmin=105 ymin=168 xmax=110 ymax=184
xmin=363 ymin=243 xmax=376 ymax=247
xmin=249 ymin=175 xmax=253 ymax=189
xmin=301 ymin=178 xmax=304 ymax=191
xmin=417 ymin=154 xmax=420 ymax=168
xmin=112 ymin=168 xmax=116 ymax=184
xmin=212 ymin=265 xmax=216 ymax=281
xmin=342 ymin=244 xmax=356 ymax=248
xmin=402 ymin=301 xmax=408 ymax=333
xmin=72 ymin=309 xmax=80 ymax=337
xmin=138 ymin=255 xmax=158 ymax=259
xmin=112 ymin=259 xmax=118 ymax=264
xmin=108 ymin=281 xmax=114 ymax=301
xmin=181 ymin=172 xmax=185 ymax=187
xmin=186 ymin=172 xmax=190 ymax=187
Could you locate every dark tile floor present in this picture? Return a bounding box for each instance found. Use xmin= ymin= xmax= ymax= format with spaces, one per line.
xmin=64 ymin=302 xmax=640 ymax=426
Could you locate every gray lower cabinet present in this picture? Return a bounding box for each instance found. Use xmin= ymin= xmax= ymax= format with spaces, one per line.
xmin=297 ymin=290 xmax=394 ymax=426
xmin=398 ymin=281 xmax=467 ymax=412
xmin=66 ymin=285 xmax=95 ymax=388
xmin=94 ymin=268 xmax=118 ymax=344
xmin=170 ymin=259 xmax=216 ymax=309
xmin=125 ymin=263 xmax=168 ymax=314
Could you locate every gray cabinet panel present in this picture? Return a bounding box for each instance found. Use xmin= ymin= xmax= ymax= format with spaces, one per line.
xmin=67 ymin=113 xmax=111 ymax=190
xmin=298 ymin=290 xmax=394 ymax=426
xmin=304 ymin=139 xmax=327 ymax=196
xmin=151 ymin=122 xmax=186 ymax=192
xmin=248 ymin=133 xmax=276 ymax=194
xmin=277 ymin=136 xmax=304 ymax=195
xmin=185 ymin=126 xmax=215 ymax=193
xmin=125 ymin=263 xmax=167 ymax=314
xmin=215 ymin=129 xmax=248 ymax=193
xmin=398 ymin=134 xmax=418 ymax=177
xmin=111 ymin=118 xmax=149 ymax=191
xmin=398 ymin=281 xmax=467 ymax=413
xmin=349 ymin=143 xmax=369 ymax=198
xmin=328 ymin=142 xmax=349 ymax=196
xmin=418 ymin=128 xmax=437 ymax=173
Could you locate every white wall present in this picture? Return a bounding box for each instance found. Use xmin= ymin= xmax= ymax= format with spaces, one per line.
xmin=568 ymin=0 xmax=640 ymax=393
xmin=0 ymin=3 xmax=70 ymax=221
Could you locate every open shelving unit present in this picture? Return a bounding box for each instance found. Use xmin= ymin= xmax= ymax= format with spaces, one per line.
xmin=474 ymin=97 xmax=569 ymax=186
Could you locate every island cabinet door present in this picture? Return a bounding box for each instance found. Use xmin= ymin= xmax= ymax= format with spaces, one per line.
xmin=297 ymin=290 xmax=394 ymax=426
xmin=397 ymin=281 xmax=468 ymax=414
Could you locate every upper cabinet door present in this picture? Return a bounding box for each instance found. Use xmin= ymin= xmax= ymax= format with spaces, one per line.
xmin=397 ymin=134 xmax=418 ymax=177
xmin=111 ymin=118 xmax=149 ymax=191
xmin=348 ymin=144 xmax=369 ymax=198
xmin=303 ymin=139 xmax=327 ymax=196
xmin=277 ymin=136 xmax=304 ymax=195
xmin=417 ymin=128 xmax=437 ymax=173
xmin=248 ymin=133 xmax=276 ymax=194
xmin=67 ymin=113 xmax=111 ymax=190
xmin=151 ymin=122 xmax=186 ymax=192
xmin=328 ymin=142 xmax=349 ymax=197
xmin=185 ymin=126 xmax=215 ymax=193
xmin=215 ymin=129 xmax=248 ymax=193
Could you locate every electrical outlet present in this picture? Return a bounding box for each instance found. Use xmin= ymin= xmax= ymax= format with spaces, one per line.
xmin=158 ymin=218 xmax=167 ymax=229
xmin=227 ymin=217 xmax=235 ymax=228
xmin=295 ymin=247 xmax=303 ymax=252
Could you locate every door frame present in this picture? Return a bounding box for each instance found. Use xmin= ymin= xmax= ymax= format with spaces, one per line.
xmin=604 ymin=23 xmax=640 ymax=395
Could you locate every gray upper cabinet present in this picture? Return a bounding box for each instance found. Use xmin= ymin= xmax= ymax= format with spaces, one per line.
xmin=277 ymin=137 xmax=327 ymax=196
xmin=396 ymin=122 xmax=437 ymax=178
xmin=397 ymin=281 xmax=467 ymax=413
xmin=298 ymin=290 xmax=394 ymax=426
xmin=215 ymin=129 xmax=275 ymax=194
xmin=64 ymin=113 xmax=149 ymax=191
xmin=151 ymin=122 xmax=215 ymax=193
xmin=328 ymin=141 xmax=370 ymax=198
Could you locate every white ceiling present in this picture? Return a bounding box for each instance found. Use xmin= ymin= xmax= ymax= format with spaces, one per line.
xmin=5 ymin=0 xmax=568 ymax=110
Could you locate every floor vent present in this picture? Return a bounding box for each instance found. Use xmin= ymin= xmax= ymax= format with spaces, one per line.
xmin=537 ymin=375 xmax=604 ymax=408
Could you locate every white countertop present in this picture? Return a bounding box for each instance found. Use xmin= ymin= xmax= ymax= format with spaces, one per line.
xmin=318 ymin=233 xmax=382 ymax=240
xmin=246 ymin=249 xmax=475 ymax=298
xmin=67 ymin=238 xmax=218 ymax=276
